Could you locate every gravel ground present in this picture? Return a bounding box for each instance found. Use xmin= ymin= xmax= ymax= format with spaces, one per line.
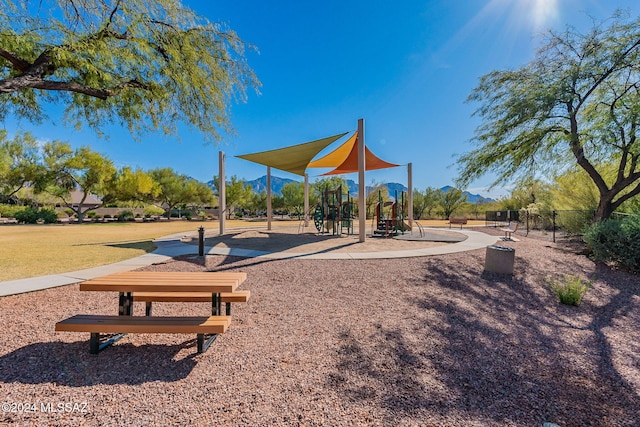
xmin=0 ymin=227 xmax=638 ymax=426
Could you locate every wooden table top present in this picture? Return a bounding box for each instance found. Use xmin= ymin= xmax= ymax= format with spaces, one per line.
xmin=79 ymin=271 xmax=245 ymax=293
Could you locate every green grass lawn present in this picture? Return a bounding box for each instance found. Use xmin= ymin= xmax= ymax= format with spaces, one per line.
xmin=0 ymin=218 xmax=485 ymax=282
xmin=0 ymin=220 xmax=230 ymax=281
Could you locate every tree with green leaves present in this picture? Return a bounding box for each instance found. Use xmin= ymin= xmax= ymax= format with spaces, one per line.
xmin=0 ymin=130 xmax=43 ymax=201
xmin=438 ymin=187 xmax=467 ymax=219
xmin=181 ymin=178 xmax=215 ymax=216
xmin=245 ymin=190 xmax=267 ymax=216
xmin=457 ymin=12 xmax=640 ymax=221
xmin=281 ymin=181 xmax=305 ymax=219
xmin=108 ymin=166 xmax=159 ymax=204
xmin=365 ymin=182 xmax=390 ymax=219
xmin=39 ymin=141 xmax=116 ymax=221
xmin=311 ymin=176 xmax=348 ymax=200
xmin=0 ymin=0 xmax=259 ymax=141
xmin=412 ymin=186 xmax=440 ymax=220
xmin=550 ymin=167 xmax=599 ymax=211
xmin=149 ymin=168 xmax=213 ymax=218
xmin=212 ymin=175 xmax=252 ymax=219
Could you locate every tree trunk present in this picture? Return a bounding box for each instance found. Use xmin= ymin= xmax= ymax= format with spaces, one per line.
xmin=595 ymin=194 xmax=615 ymax=222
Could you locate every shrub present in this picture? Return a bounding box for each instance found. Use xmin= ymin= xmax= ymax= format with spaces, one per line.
xmin=117 ymin=210 xmax=135 ymax=222
xmin=143 ymin=205 xmax=165 ymax=217
xmin=14 ymin=207 xmax=58 ymax=224
xmin=583 ymin=215 xmax=640 ymax=272
xmin=37 ymin=208 xmax=59 ymax=224
xmin=548 ymin=275 xmax=591 ymax=306
xmin=0 ymin=203 xmax=23 ymax=218
xmin=103 ymin=214 xmax=112 ymax=219
xmin=556 ymin=210 xmax=595 ymax=235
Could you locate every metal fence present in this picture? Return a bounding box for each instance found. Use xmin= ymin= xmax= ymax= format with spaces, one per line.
xmin=485 ymin=209 xmax=597 ymax=242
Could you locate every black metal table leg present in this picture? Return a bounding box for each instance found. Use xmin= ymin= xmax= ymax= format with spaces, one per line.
xmin=211 ymin=293 xmax=221 ymax=316
xmin=118 ymin=292 xmax=133 ymax=316
xmin=197 ymin=333 xmax=219 ymax=353
xmin=90 ymin=332 xmax=126 ymax=354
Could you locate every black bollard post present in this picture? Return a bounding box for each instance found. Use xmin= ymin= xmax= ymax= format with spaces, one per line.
xmin=198 ymin=226 xmax=205 ymax=256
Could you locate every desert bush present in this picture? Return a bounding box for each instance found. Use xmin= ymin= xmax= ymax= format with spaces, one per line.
xmin=548 ymin=275 xmax=591 ymax=306
xmin=117 ymin=210 xmax=135 ymax=222
xmin=583 ymin=215 xmax=640 ymax=272
xmin=14 ymin=207 xmax=58 ymax=224
xmin=555 ymin=210 xmax=595 ymax=235
xmin=0 ymin=204 xmax=23 ymax=218
xmin=143 ymin=205 xmax=165 ymax=217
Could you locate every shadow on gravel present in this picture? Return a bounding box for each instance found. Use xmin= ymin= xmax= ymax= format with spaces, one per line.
xmin=0 ymin=340 xmax=199 ymax=386
xmin=329 ymin=251 xmax=640 ymax=426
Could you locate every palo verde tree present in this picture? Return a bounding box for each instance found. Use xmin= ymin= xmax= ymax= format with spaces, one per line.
xmin=149 ymin=167 xmax=213 ymax=218
xmin=38 ymin=141 xmax=116 ymax=222
xmin=0 ymin=0 xmax=259 ymax=141
xmin=438 ymin=187 xmax=467 ymax=219
xmin=0 ymin=130 xmax=43 ymax=201
xmin=108 ymin=166 xmax=159 ymax=204
xmin=412 ymin=186 xmax=440 ymax=220
xmin=457 ymin=11 xmax=640 ymax=221
xmin=212 ymin=175 xmax=252 ymax=219
xmin=281 ymin=181 xmax=305 ymax=219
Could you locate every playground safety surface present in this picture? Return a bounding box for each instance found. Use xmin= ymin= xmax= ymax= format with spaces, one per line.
xmin=196 ymin=226 xmax=485 ymax=259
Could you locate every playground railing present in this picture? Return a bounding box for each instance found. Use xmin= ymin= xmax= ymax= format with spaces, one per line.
xmin=414 ymin=221 xmax=425 ymax=238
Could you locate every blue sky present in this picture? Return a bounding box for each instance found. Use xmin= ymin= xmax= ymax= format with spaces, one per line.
xmin=6 ymin=0 xmax=640 ymax=198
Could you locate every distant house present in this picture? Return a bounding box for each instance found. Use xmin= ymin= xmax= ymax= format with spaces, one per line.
xmin=56 ymin=191 xmax=103 ymax=210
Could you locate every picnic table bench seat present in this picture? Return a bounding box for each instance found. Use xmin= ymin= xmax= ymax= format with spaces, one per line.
xmin=135 ymin=290 xmax=251 ymax=316
xmin=449 ymin=217 xmax=468 ymax=229
xmin=55 ymin=314 xmax=231 ymax=354
xmin=499 ymin=222 xmax=519 ymax=240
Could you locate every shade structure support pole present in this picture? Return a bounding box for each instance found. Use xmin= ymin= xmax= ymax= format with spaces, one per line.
xmin=219 ymin=151 xmax=226 ymax=235
xmin=408 ymin=162 xmax=413 ymax=228
xmin=358 ymin=118 xmax=366 ymax=243
xmin=304 ymin=174 xmax=309 ymax=227
xmin=267 ymin=166 xmax=272 ymax=231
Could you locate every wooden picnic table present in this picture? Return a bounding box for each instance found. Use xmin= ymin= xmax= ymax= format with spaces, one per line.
xmin=56 ymin=271 xmax=249 ymax=354
xmin=79 ymin=271 xmax=246 ymax=316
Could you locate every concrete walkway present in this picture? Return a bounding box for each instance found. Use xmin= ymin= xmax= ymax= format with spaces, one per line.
xmin=0 ymin=228 xmax=499 ymax=297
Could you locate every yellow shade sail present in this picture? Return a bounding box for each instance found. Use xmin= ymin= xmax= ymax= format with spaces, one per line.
xmin=236 ymin=132 xmax=348 ymax=176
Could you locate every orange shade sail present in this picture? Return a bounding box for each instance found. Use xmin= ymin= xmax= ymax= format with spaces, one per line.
xmin=307 ymin=131 xmax=400 ymax=175
xmin=307 ymin=132 xmax=357 ymax=168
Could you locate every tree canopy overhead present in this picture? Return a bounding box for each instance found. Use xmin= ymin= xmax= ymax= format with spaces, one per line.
xmin=0 ymin=0 xmax=260 ymax=141
xmin=457 ymin=11 xmax=640 ymax=220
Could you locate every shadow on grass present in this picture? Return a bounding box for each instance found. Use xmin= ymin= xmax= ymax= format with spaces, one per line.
xmin=105 ymin=241 xmax=156 ymax=253
xmin=72 ymin=239 xmax=156 ymax=252
xmin=328 ymin=252 xmax=640 ymax=426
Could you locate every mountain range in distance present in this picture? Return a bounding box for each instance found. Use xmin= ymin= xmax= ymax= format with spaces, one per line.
xmin=208 ymin=175 xmax=496 ymax=204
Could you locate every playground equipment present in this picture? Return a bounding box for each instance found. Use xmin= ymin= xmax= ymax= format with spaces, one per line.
xmin=372 ymin=190 xmax=410 ymax=237
xmin=313 ymin=185 xmax=355 ymax=235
